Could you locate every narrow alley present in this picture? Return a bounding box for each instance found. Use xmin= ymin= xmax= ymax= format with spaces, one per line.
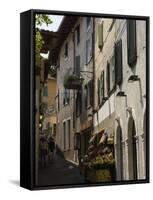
xmin=38 ymin=153 xmax=86 ymax=186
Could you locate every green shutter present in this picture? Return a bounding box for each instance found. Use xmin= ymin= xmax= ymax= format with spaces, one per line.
xmin=76 ymin=25 xmax=80 ymax=44
xmin=76 ymin=91 xmax=82 ymax=117
xmin=97 ymin=78 xmax=100 ymax=105
xmin=127 ymin=20 xmax=137 ymax=67
xmin=75 ymin=55 xmax=80 ymax=76
xmin=110 ymin=54 xmax=115 ymax=91
xmin=107 ymin=62 xmax=110 ymax=94
xmin=89 ymin=80 xmax=93 ymax=106
xmin=115 ymin=40 xmax=123 ymax=85
xmin=43 ymin=86 xmax=48 ymax=96
xmin=98 ymin=22 xmax=103 ymax=50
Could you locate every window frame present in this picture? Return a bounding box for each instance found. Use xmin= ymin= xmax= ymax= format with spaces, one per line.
xmin=64 ymin=42 xmax=68 ymax=58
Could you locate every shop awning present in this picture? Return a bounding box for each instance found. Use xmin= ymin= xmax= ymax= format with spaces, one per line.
xmin=89 ymin=128 xmax=105 ymax=144
xmin=99 ymin=132 xmax=108 ymax=144
xmin=99 ymin=132 xmax=114 ymax=145
xmin=89 ymin=134 xmax=97 ymax=143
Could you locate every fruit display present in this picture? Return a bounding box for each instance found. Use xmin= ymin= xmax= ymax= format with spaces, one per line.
xmin=81 ymin=130 xmax=116 ymax=182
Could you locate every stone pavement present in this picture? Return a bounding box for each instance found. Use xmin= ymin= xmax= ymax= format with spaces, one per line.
xmin=38 ymin=153 xmax=86 ymax=186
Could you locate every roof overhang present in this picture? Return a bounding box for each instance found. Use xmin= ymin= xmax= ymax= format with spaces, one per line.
xmin=40 ymin=16 xmax=79 ymax=66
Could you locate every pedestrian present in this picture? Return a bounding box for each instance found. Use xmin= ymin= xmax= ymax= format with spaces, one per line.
xmin=39 ymin=136 xmax=48 ymax=167
xmin=48 ymin=137 xmax=56 ymax=162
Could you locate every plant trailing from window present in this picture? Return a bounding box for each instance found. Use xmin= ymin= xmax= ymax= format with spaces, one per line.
xmin=64 ymin=74 xmax=83 ymax=89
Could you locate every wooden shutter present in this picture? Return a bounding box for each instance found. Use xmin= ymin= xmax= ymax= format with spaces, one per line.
xmin=110 ymin=54 xmax=115 ymax=91
xmin=84 ymin=84 xmax=87 ymax=108
xmin=115 ymin=40 xmax=123 ymax=85
xmin=100 ymin=71 xmax=105 ymax=99
xmin=97 ymin=79 xmax=100 ymax=105
xmin=89 ymin=80 xmax=93 ymax=106
xmin=98 ymin=22 xmax=103 ymax=50
xmin=64 ymin=43 xmax=68 ymax=57
xmin=76 ymin=25 xmax=80 ymax=44
xmin=75 ymin=55 xmax=80 ymax=76
xmin=76 ymin=91 xmax=82 ymax=117
xmin=127 ymin=20 xmax=137 ymax=67
xmin=86 ymin=39 xmax=89 ymax=64
xmin=90 ymin=35 xmax=93 ymax=58
xmin=107 ymin=62 xmax=110 ymax=94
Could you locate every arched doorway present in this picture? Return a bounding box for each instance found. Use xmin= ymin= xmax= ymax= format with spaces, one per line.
xmin=116 ymin=125 xmax=123 ymax=180
xmin=128 ymin=117 xmax=138 ymax=180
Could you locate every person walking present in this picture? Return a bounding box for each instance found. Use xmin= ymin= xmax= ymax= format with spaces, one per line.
xmin=48 ymin=137 xmax=56 ymax=162
xmin=39 ymin=136 xmax=48 ymax=167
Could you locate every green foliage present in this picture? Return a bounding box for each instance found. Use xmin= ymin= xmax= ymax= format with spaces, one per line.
xmin=35 ymin=14 xmax=52 ymax=67
xmin=35 ymin=14 xmax=52 ymax=26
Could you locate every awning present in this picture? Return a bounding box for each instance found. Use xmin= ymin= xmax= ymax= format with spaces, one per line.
xmin=89 ymin=134 xmax=97 ymax=143
xmin=89 ymin=128 xmax=105 ymax=144
xmin=99 ymin=132 xmax=114 ymax=145
xmin=99 ymin=132 xmax=108 ymax=144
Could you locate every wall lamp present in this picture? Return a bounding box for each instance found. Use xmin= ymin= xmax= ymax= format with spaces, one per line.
xmin=128 ymin=75 xmax=140 ymax=83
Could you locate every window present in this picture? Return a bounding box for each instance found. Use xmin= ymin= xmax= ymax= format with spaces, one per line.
xmin=53 ymin=123 xmax=56 ymax=135
xmin=76 ymin=91 xmax=82 ymax=117
xmin=86 ymin=17 xmax=91 ymax=30
xmin=97 ymin=78 xmax=100 ymax=105
xmin=86 ymin=37 xmax=92 ymax=64
xmin=98 ymin=22 xmax=103 ymax=50
xmin=76 ymin=25 xmax=80 ymax=45
xmin=63 ymin=89 xmax=70 ymax=106
xmin=127 ymin=20 xmax=137 ymax=67
xmin=43 ymin=86 xmax=48 ymax=96
xmin=74 ymin=133 xmax=80 ymax=150
xmin=67 ymin=120 xmax=71 ymax=149
xmin=87 ymin=80 xmax=93 ymax=108
xmin=109 ymin=54 xmax=115 ymax=91
xmin=106 ymin=62 xmax=110 ymax=94
xmin=75 ymin=55 xmax=80 ymax=76
xmin=100 ymin=71 xmax=105 ymax=100
xmin=63 ymin=122 xmax=66 ymax=150
xmin=64 ymin=42 xmax=68 ymax=57
xmin=115 ymin=39 xmax=123 ymax=85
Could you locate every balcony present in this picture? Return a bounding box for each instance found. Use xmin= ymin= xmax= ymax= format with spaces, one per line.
xmin=64 ymin=74 xmax=83 ymax=90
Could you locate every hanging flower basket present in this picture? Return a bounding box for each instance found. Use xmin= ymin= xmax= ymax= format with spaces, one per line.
xmin=64 ymin=74 xmax=83 ymax=89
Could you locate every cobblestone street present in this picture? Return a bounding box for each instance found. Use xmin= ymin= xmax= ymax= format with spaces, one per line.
xmin=38 ymin=153 xmax=86 ymax=186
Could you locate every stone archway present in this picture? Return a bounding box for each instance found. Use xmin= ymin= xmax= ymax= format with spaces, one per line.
xmin=127 ymin=117 xmax=138 ymax=180
xmin=115 ymin=125 xmax=124 ymax=181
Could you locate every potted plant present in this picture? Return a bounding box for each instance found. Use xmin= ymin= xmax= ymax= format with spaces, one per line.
xmin=64 ymin=74 xmax=83 ymax=89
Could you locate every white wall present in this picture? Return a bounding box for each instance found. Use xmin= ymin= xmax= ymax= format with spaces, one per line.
xmin=0 ymin=0 xmax=152 ymax=199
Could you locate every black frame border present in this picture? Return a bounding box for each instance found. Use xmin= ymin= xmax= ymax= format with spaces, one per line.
xmin=20 ymin=9 xmax=150 ymax=190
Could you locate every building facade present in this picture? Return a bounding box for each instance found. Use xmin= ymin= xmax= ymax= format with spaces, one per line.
xmin=93 ymin=18 xmax=146 ymax=181
xmin=55 ymin=16 xmax=94 ymax=163
xmin=41 ymin=74 xmax=57 ymax=138
xmin=40 ymin=16 xmax=147 ymax=181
